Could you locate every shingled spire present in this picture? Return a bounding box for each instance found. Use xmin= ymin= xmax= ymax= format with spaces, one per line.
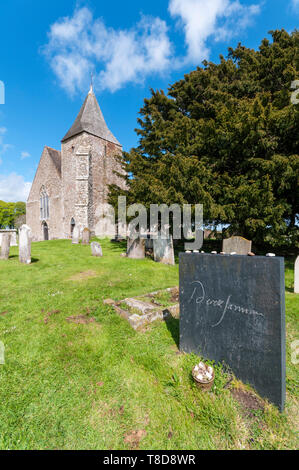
xmin=61 ymin=88 xmax=120 ymax=146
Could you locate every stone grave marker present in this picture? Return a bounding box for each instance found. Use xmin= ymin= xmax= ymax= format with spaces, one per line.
xmin=127 ymin=237 xmax=145 ymax=259
xmin=91 ymin=242 xmax=102 ymax=257
xmin=82 ymin=227 xmax=91 ymax=245
xmin=72 ymin=225 xmax=80 ymax=244
xmin=153 ymin=235 xmax=175 ymax=265
xmin=0 ymin=230 xmax=18 ymax=247
xmin=222 ymin=236 xmax=252 ymax=255
xmin=295 ymin=256 xmax=299 ymax=294
xmin=19 ymin=225 xmax=32 ymax=264
xmin=0 ymin=233 xmax=11 ymax=260
xmin=179 ymin=253 xmax=286 ymax=411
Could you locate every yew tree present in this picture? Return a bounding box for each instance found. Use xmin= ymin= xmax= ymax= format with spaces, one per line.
xmin=110 ymin=29 xmax=299 ymax=246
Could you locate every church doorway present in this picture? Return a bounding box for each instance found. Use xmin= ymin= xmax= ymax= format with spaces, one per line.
xmin=43 ymin=222 xmax=49 ymax=241
xmin=70 ymin=218 xmax=76 ymax=236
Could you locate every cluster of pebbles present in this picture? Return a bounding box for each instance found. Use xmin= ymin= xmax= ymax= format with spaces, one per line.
xmin=193 ymin=362 xmax=214 ymax=383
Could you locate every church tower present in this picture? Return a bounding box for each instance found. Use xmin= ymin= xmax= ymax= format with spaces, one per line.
xmin=26 ymin=86 xmax=124 ymax=242
xmin=60 ymin=86 xmax=124 ymax=238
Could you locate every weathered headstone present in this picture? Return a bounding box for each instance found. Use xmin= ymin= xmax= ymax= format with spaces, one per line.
xmin=0 ymin=233 xmax=11 ymax=260
xmin=179 ymin=253 xmax=286 ymax=411
xmin=127 ymin=237 xmax=145 ymax=259
xmin=153 ymin=235 xmax=175 ymax=265
xmin=19 ymin=225 xmax=32 ymax=264
xmin=222 ymin=236 xmax=252 ymax=255
xmin=294 ymin=256 xmax=299 ymax=294
xmin=72 ymin=225 xmax=80 ymax=244
xmin=0 ymin=230 xmax=18 ymax=247
xmin=82 ymin=227 xmax=91 ymax=245
xmin=91 ymin=242 xmax=102 ymax=257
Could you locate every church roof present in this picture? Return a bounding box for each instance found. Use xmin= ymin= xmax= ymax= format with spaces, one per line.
xmin=61 ymin=87 xmax=121 ymax=146
xmin=45 ymin=146 xmax=61 ymax=176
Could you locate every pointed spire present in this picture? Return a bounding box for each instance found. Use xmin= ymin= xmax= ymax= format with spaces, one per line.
xmin=61 ymin=87 xmax=120 ymax=146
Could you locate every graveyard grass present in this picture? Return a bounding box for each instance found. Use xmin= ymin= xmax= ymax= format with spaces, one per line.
xmin=0 ymin=239 xmax=298 ymax=450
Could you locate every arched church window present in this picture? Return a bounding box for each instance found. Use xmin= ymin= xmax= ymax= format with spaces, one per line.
xmin=40 ymin=186 xmax=49 ymax=220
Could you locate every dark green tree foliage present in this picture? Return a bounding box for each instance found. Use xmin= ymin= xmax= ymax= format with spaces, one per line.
xmin=109 ymin=30 xmax=299 ymax=246
xmin=0 ymin=201 xmax=26 ymax=228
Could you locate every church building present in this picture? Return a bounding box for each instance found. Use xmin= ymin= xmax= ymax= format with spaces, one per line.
xmin=27 ymin=87 xmax=125 ymax=241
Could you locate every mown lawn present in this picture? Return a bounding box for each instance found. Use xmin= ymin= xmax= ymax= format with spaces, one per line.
xmin=0 ymin=239 xmax=298 ymax=450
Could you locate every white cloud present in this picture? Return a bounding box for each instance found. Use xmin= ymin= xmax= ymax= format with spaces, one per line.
xmin=169 ymin=0 xmax=261 ymax=63
xmin=99 ymin=17 xmax=172 ymax=92
xmin=20 ymin=151 xmax=31 ymax=160
xmin=0 ymin=129 xmax=31 ymax=201
xmin=43 ymin=3 xmax=261 ymax=95
xmin=0 ymin=173 xmax=32 ymax=202
xmin=44 ymin=8 xmax=172 ymax=94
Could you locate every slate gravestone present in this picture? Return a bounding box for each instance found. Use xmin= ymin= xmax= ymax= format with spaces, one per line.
xmin=91 ymin=242 xmax=102 ymax=257
xmin=82 ymin=228 xmax=91 ymax=245
xmin=19 ymin=225 xmax=32 ymax=264
xmin=72 ymin=226 xmax=80 ymax=244
xmin=127 ymin=237 xmax=145 ymax=259
xmin=0 ymin=233 xmax=11 ymax=260
xmin=295 ymin=256 xmax=299 ymax=294
xmin=153 ymin=235 xmax=175 ymax=265
xmin=222 ymin=236 xmax=252 ymax=255
xmin=179 ymin=253 xmax=286 ymax=411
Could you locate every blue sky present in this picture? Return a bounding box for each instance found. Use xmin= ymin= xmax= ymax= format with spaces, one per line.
xmin=0 ymin=0 xmax=298 ymax=201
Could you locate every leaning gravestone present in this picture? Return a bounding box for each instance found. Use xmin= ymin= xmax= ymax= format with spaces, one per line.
xmin=179 ymin=253 xmax=286 ymax=411
xmin=295 ymin=256 xmax=299 ymax=294
xmin=153 ymin=235 xmax=175 ymax=265
xmin=72 ymin=225 xmax=80 ymax=244
xmin=91 ymin=242 xmax=102 ymax=257
xmin=82 ymin=227 xmax=91 ymax=245
xmin=19 ymin=225 xmax=32 ymax=264
xmin=127 ymin=237 xmax=145 ymax=259
xmin=0 ymin=233 xmax=11 ymax=260
xmin=222 ymin=236 xmax=252 ymax=255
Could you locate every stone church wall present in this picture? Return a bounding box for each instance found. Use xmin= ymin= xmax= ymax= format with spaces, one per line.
xmin=26 ymin=147 xmax=63 ymax=242
xmin=61 ymin=136 xmax=80 ymax=238
xmin=61 ymin=132 xmax=125 ymax=239
xmin=89 ymin=135 xmax=124 ymax=237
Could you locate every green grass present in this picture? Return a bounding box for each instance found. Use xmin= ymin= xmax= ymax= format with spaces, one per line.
xmin=0 ymin=239 xmax=298 ymax=450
